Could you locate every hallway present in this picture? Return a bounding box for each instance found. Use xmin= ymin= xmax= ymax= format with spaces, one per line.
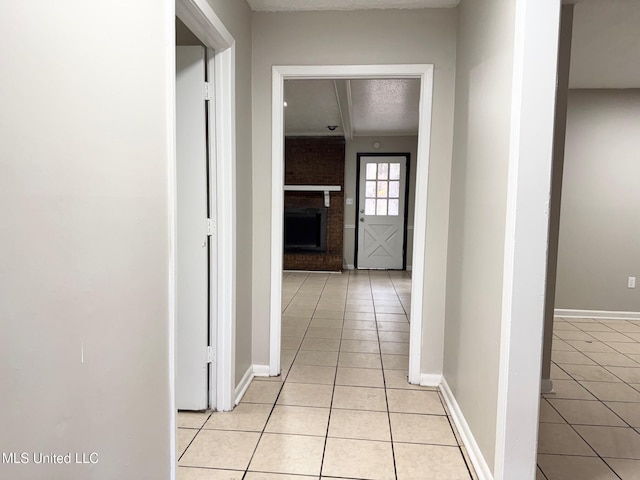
xmin=177 ymin=270 xmax=477 ymax=479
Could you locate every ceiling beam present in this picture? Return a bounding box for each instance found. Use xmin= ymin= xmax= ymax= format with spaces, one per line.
xmin=334 ymin=80 xmax=354 ymax=141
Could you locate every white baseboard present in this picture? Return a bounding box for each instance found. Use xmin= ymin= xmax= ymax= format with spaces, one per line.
xmin=234 ymin=366 xmax=254 ymax=405
xmin=440 ymin=378 xmax=493 ymax=480
xmin=554 ymin=309 xmax=640 ymax=321
xmin=343 ymin=264 xmax=355 ymax=270
xmin=419 ymin=373 xmax=442 ymax=387
xmin=253 ymin=364 xmax=270 ymax=377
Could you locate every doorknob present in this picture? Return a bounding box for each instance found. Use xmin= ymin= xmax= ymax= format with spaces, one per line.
xmin=360 ymin=217 xmax=364 ymax=222
xmin=360 ymin=209 xmax=364 ymax=214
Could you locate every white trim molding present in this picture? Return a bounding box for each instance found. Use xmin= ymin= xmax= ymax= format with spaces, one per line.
xmin=441 ymin=379 xmax=493 ymax=480
xmin=270 ymin=64 xmax=435 ymax=387
xmin=234 ymin=366 xmax=254 ymax=405
xmin=269 ymin=68 xmax=285 ymax=377
xmin=495 ymin=1 xmax=561 ymax=479
xmin=554 ymin=309 xmax=640 ymax=321
xmin=408 ymin=66 xmax=434 ymax=385
xmin=165 ymin=1 xmax=177 ymax=478
xmin=176 ymin=0 xmax=233 ymax=48
xmin=213 ymin=44 xmax=237 ymax=412
xmin=253 ymin=364 xmax=271 ymax=377
xmin=420 ymin=373 xmax=442 ymax=387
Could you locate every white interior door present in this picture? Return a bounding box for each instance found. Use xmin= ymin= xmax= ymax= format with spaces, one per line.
xmin=357 ymin=156 xmax=407 ymax=269
xmin=176 ymin=46 xmax=209 ymax=410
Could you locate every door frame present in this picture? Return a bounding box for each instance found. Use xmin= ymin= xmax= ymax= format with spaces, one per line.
xmin=354 ymin=152 xmax=411 ymax=270
xmin=170 ymin=0 xmax=237 ymax=429
xmin=269 ymin=64 xmax=434 ymax=385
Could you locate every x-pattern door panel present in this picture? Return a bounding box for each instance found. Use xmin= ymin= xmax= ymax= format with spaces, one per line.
xmin=357 ymin=156 xmax=407 ymax=269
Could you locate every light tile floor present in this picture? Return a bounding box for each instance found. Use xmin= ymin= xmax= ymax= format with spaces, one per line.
xmin=538 ymin=317 xmax=640 ymax=480
xmin=178 ymin=270 xmax=477 ymax=480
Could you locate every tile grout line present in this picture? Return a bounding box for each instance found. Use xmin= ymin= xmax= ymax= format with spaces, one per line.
xmin=548 ymin=321 xmax=638 ymax=430
xmin=434 ymin=386 xmax=476 ymax=480
xmin=241 ymin=272 xmax=327 ymax=479
xmin=176 ymin=410 xmax=214 ymax=465
xmin=545 ymin=416 xmax=627 ymax=475
xmin=319 ymin=269 xmax=349 ymax=479
xmin=280 ymin=271 xmax=310 ymax=314
xmin=565 ymin=318 xmax=640 ymax=371
xmin=539 ymin=317 xmax=640 ymax=480
xmin=372 ymin=271 xmax=400 ymax=480
xmin=549 ymin=361 xmax=630 ymax=422
xmin=542 ymin=366 xmax=617 ymax=477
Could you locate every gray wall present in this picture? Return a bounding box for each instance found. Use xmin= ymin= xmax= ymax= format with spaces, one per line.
xmin=251 ymin=8 xmax=457 ymax=368
xmin=343 ymin=136 xmax=419 ymax=269
xmin=570 ymin=1 xmax=640 ymax=88
xmin=204 ymin=0 xmax=254 ymax=386
xmin=0 ymin=2 xmax=172 ymax=478
xmin=444 ymin=0 xmax=516 ymax=472
xmin=555 ymin=89 xmax=640 ymax=313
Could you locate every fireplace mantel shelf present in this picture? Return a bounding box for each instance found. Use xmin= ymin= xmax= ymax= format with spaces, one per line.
xmin=284 ymin=185 xmax=341 ymax=207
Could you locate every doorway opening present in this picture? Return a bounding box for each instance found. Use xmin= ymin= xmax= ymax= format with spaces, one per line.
xmin=173 ymin=0 xmax=237 ymax=417
xmin=269 ymin=65 xmax=435 ymax=386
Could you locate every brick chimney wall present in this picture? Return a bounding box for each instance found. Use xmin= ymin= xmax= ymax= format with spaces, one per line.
xmin=284 ymin=137 xmax=345 ymax=271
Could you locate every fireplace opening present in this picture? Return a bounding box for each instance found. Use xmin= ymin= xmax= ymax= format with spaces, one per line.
xmin=284 ymin=207 xmax=328 ymax=253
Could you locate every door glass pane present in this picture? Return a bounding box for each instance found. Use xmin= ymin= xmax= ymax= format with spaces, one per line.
xmin=390 ymin=163 xmax=401 ymax=180
xmin=366 ymin=163 xmax=377 ymax=180
xmin=365 ymin=198 xmax=376 ymax=215
xmin=366 ymin=181 xmax=376 ymax=198
xmin=389 ymin=181 xmax=400 ymax=198
xmin=377 ymin=163 xmax=389 ymax=180
xmin=388 ymin=199 xmax=399 ymax=216
xmin=377 ymin=181 xmax=388 ymax=198
xmin=376 ymin=199 xmax=387 ymax=216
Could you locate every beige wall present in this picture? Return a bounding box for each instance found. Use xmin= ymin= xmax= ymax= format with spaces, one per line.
xmin=444 ymin=0 xmax=516 ymax=472
xmin=205 ymin=0 xmax=254 ymax=386
xmin=0 ymin=2 xmax=172 ymax=478
xmin=251 ymin=9 xmax=457 ymax=367
xmin=555 ymin=89 xmax=640 ymax=313
xmin=343 ymin=136 xmax=419 ymax=269
xmin=570 ymin=1 xmax=640 ymax=89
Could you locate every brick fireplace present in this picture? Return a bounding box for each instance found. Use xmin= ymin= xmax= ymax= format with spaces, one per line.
xmin=284 ymin=137 xmax=345 ymax=271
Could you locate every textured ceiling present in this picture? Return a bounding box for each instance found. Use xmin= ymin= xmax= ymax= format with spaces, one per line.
xmin=247 ymin=0 xmax=459 ymax=12
xmin=350 ymin=79 xmax=420 ymax=135
xmin=284 ymin=79 xmax=420 ymax=137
